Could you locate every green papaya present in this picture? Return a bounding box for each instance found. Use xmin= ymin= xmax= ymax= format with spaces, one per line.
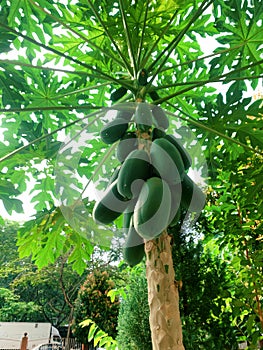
xmin=137 ymin=68 xmax=148 ymax=86
xmin=100 ymin=117 xmax=128 ymax=144
xmin=107 ymin=166 xmax=121 ymax=187
xmin=134 ymin=102 xmax=153 ymax=132
xmin=149 ymin=90 xmax=160 ymax=101
xmin=181 ymin=174 xmax=206 ymax=213
xmin=168 ymin=184 xmax=182 ymax=227
xmin=116 ymin=107 xmax=135 ymax=122
xmin=169 ymin=206 xmax=181 ymax=227
xmin=134 ymin=177 xmax=171 ymax=240
xmin=117 ymin=149 xmax=152 ymax=199
xmin=164 ymin=134 xmax=192 ymax=170
xmin=123 ymin=223 xmax=145 ymax=267
xmin=116 ymin=132 xmax=138 ymax=163
xmin=150 ymin=138 xmax=185 ymax=185
xmin=123 ymin=210 xmax=133 ymax=233
xmin=122 ymin=199 xmax=137 ymax=234
xmin=152 ymin=105 xmax=169 ymax=130
xmin=151 ymin=127 xmax=166 ymax=140
xmin=93 ymin=180 xmax=128 ymax=225
xmin=110 ymin=86 xmax=127 ymax=102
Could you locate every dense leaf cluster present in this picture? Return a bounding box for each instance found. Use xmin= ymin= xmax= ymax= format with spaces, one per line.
xmin=72 ymin=269 xmax=120 ymax=345
xmin=117 ymin=268 xmax=152 ymax=350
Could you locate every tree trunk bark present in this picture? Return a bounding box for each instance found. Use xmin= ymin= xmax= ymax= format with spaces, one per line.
xmin=145 ymin=230 xmax=185 ymax=350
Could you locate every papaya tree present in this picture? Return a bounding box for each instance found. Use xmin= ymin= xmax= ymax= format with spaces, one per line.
xmin=0 ymin=1 xmax=262 ymax=349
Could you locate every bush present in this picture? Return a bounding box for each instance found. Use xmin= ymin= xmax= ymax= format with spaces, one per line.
xmin=117 ymin=268 xmax=152 ymax=350
xmin=72 ymin=269 xmax=120 ymax=345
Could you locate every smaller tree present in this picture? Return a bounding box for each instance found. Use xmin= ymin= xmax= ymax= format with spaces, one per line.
xmin=72 ymin=269 xmax=120 ymax=349
xmin=170 ymin=217 xmax=238 ymax=350
xmin=0 ymin=287 xmax=42 ymax=321
xmin=117 ymin=267 xmax=152 ymax=350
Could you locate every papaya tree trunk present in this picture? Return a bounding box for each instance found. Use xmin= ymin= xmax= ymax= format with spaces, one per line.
xmin=145 ymin=230 xmax=185 ymax=350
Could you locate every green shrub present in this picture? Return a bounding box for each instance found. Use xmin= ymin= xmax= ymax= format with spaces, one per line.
xmin=72 ymin=269 xmax=120 ymax=345
xmin=117 ymin=269 xmax=152 ymax=350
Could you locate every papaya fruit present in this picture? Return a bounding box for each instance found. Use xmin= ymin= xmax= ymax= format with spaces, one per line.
xmin=150 ymin=138 xmax=185 ymax=185
xmin=134 ymin=177 xmax=171 ymax=240
xmin=149 ymin=90 xmax=160 ymax=101
xmin=168 ymin=184 xmax=182 ymax=227
xmin=151 ymin=127 xmax=166 ymax=140
xmin=123 ymin=222 xmax=145 ymax=267
xmin=116 ymin=132 xmax=138 ymax=163
xmin=134 ymin=102 xmax=153 ymax=132
xmin=164 ymin=134 xmax=192 ymax=170
xmin=123 ymin=210 xmax=133 ymax=234
xmin=107 ymin=166 xmax=121 ymax=187
xmin=137 ymin=68 xmax=148 ymax=86
xmin=100 ymin=117 xmax=128 ymax=144
xmin=169 ymin=206 xmax=181 ymax=227
xmin=110 ymin=86 xmax=127 ymax=102
xmin=93 ymin=180 xmax=128 ymax=225
xmin=122 ymin=199 xmax=137 ymax=234
xmin=116 ymin=109 xmax=134 ymax=122
xmin=181 ymin=174 xmax=206 ymax=213
xmin=152 ymin=105 xmax=169 ymax=130
xmin=117 ymin=149 xmax=152 ymax=199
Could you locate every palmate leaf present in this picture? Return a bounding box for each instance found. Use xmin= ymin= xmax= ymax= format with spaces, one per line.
xmin=210 ymin=0 xmax=263 ymax=84
xmin=0 ymin=67 xmax=26 ymax=108
xmin=1 ymin=196 xmax=23 ymax=215
xmin=67 ymin=230 xmax=94 ymax=275
xmin=18 ymin=67 xmax=76 ymax=118
xmin=192 ymin=94 xmax=263 ymax=179
xmin=0 ymin=178 xmax=24 ymax=214
xmin=17 ymin=209 xmax=65 ymax=265
xmin=7 ymin=0 xmax=45 ymax=35
xmin=17 ymin=207 xmax=95 ymax=274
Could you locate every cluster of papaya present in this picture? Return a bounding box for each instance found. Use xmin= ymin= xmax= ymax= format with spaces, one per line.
xmin=93 ymin=102 xmax=205 ymax=266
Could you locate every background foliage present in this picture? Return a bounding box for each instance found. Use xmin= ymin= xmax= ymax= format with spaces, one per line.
xmin=0 ymin=221 xmax=87 ymax=325
xmin=117 ymin=267 xmax=152 ymax=350
xmin=72 ymin=269 xmax=120 ymax=345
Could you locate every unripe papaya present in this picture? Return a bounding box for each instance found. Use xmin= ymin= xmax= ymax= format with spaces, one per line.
xmin=168 ymin=184 xmax=182 ymax=227
xmin=116 ymin=132 xmax=138 ymax=163
xmin=134 ymin=177 xmax=171 ymax=240
xmin=122 ymin=200 xmax=137 ymax=234
xmin=181 ymin=174 xmax=206 ymax=213
xmin=93 ymin=180 xmax=128 ymax=225
xmin=169 ymin=206 xmax=181 ymax=227
xmin=134 ymin=102 xmax=153 ymax=132
xmin=100 ymin=117 xmax=128 ymax=144
xmin=137 ymin=68 xmax=148 ymax=86
xmin=152 ymin=105 xmax=169 ymax=130
xmin=149 ymin=90 xmax=160 ymax=101
xmin=123 ymin=223 xmax=145 ymax=267
xmin=111 ymin=86 xmax=127 ymax=102
xmin=107 ymin=166 xmax=121 ymax=187
xmin=116 ymin=109 xmax=134 ymax=122
xmin=123 ymin=210 xmax=133 ymax=234
xmin=150 ymin=138 xmax=185 ymax=185
xmin=164 ymin=134 xmax=192 ymax=170
xmin=117 ymin=149 xmax=152 ymax=199
xmin=151 ymin=127 xmax=166 ymax=141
